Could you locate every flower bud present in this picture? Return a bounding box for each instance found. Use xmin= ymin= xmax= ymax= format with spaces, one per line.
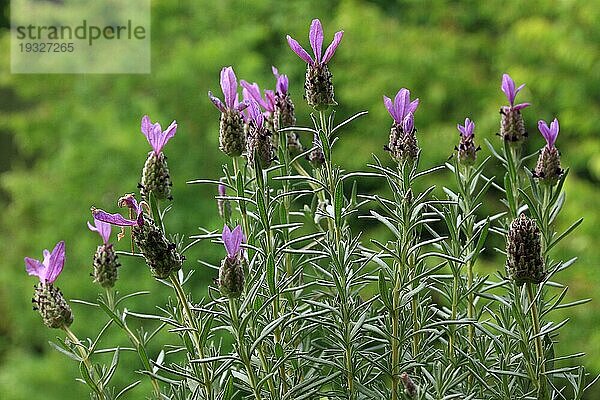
xmin=506 ymin=214 xmax=545 ymax=286
xmin=307 ymin=133 xmax=325 ymax=167
xmin=92 ymin=243 xmax=120 ymax=288
xmin=247 ymin=125 xmax=275 ymax=169
xmin=33 ymin=283 xmax=73 ymax=329
xmin=274 ymin=92 xmax=303 ymax=154
xmin=400 ymin=372 xmax=417 ymax=397
xmin=534 ymin=146 xmax=563 ymax=186
xmin=499 ymin=106 xmax=527 ymax=144
xmin=218 ymin=256 xmax=245 ymax=298
xmin=386 ymin=121 xmax=419 ymax=163
xmin=133 ymin=217 xmax=184 ymax=279
xmin=305 ymin=64 xmax=336 ymax=110
xmin=141 ymin=151 xmax=173 ymax=201
xmin=219 ymin=108 xmax=246 ymax=157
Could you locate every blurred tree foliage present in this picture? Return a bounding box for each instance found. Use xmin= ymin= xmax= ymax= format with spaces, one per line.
xmin=0 ymin=0 xmax=598 ymax=398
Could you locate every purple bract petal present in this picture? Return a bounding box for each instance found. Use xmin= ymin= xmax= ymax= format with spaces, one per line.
xmin=25 ymin=241 xmax=66 ymax=284
xmin=322 ymin=30 xmax=344 ymax=65
xmin=222 ymin=225 xmax=244 ymax=259
xmin=501 ymin=73 xmax=528 ymax=108
xmin=45 ymin=241 xmax=66 ymax=284
xmin=538 ymin=118 xmax=560 ymax=148
xmin=512 ymin=102 xmax=530 ymax=111
xmin=208 ymin=91 xmax=226 ymax=113
xmin=92 ymin=209 xmax=139 ymax=227
xmin=457 ymin=118 xmax=475 ymax=138
xmin=141 ymin=116 xmax=177 ymax=154
xmin=309 ymin=19 xmax=324 ymax=65
xmin=394 ymin=89 xmax=409 ymax=121
xmin=501 ymin=74 xmax=515 ymax=105
xmin=247 ymin=100 xmax=264 ymax=129
xmin=287 ymin=35 xmax=314 ymax=66
xmin=218 ymin=184 xmax=226 ymax=196
xmin=383 ymin=95 xmax=399 ymax=123
xmin=25 ymin=257 xmax=45 ymax=280
xmin=221 ymin=67 xmax=238 ymax=109
xmin=264 ymin=90 xmax=276 ymax=113
xmin=240 ymin=81 xmax=273 ymax=112
xmin=402 ymin=113 xmax=414 ymax=133
xmin=88 ymin=218 xmax=112 ymax=244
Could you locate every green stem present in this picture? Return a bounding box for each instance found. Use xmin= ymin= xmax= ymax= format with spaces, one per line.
xmin=527 ymin=283 xmax=547 ymax=399
xmin=63 ymin=325 xmax=106 ymax=400
xmin=228 ymin=298 xmax=262 ymax=400
xmin=169 ymin=275 xmax=213 ymax=400
xmin=105 ymin=289 xmax=162 ymax=398
xmin=233 ymin=156 xmax=250 ymax=240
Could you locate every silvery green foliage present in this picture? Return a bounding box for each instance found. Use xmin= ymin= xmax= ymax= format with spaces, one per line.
xmin=34 ymin=25 xmax=596 ymax=400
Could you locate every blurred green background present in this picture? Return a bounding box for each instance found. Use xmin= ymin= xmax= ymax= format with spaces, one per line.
xmin=0 ymin=0 xmax=598 ymax=398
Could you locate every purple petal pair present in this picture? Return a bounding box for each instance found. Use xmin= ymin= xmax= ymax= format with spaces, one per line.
xmin=501 ymin=74 xmax=530 ymax=111
xmin=141 ymin=115 xmax=177 ymax=155
xmin=88 ymin=218 xmax=112 ymax=244
xmin=457 ymin=118 xmax=475 ymax=138
xmin=383 ymin=88 xmax=420 ymax=126
xmin=222 ymin=225 xmax=245 ymax=260
xmin=272 ymin=66 xmax=289 ymax=95
xmin=92 ymin=194 xmax=144 ymax=227
xmin=25 ymin=241 xmax=66 ymax=284
xmin=537 ymin=118 xmax=559 ymax=148
xmin=240 ymin=81 xmax=276 ymax=114
xmin=208 ymin=67 xmax=249 ymax=113
xmin=455 ymin=118 xmax=479 ymax=166
xmin=287 ymin=19 xmax=344 ymax=67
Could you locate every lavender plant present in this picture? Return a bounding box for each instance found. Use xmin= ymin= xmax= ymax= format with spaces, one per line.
xmin=24 ymin=19 xmax=596 ymax=400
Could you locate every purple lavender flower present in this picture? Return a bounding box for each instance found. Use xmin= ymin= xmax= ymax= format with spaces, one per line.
xmin=140 ymin=115 xmax=177 ymax=201
xmin=222 ymin=225 xmax=244 ymax=260
xmin=272 ymin=66 xmax=289 ymax=95
xmin=455 ymin=118 xmax=479 ymax=165
xmin=499 ymin=74 xmax=530 ymax=144
xmin=26 ymin=241 xmax=73 ymax=328
xmin=534 ymin=118 xmax=563 ymax=185
xmin=93 ymin=194 xmax=144 ymax=227
xmin=219 ymin=225 xmax=245 ymax=298
xmin=286 ymin=19 xmax=343 ymax=68
xmin=25 ymin=241 xmax=66 ymax=284
xmin=383 ymin=88 xmax=420 ymax=126
xmin=208 ymin=67 xmax=249 ymax=114
xmin=457 ymin=118 xmax=475 ymax=139
xmin=240 ymin=81 xmax=276 ymax=115
xmin=209 ymin=67 xmax=248 ymax=157
xmin=287 ymin=19 xmax=343 ymax=109
xmin=537 ymin=118 xmax=559 ymax=149
xmin=272 ymin=66 xmax=302 ymax=153
xmin=88 ymin=217 xmax=112 ymax=244
xmin=141 ymin=115 xmax=177 ymax=155
xmin=92 ymin=194 xmax=183 ymax=278
xmin=88 ymin=218 xmax=120 ymax=288
xmin=501 ymin=74 xmax=530 ymax=111
xmin=383 ymin=89 xmax=420 ymax=162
